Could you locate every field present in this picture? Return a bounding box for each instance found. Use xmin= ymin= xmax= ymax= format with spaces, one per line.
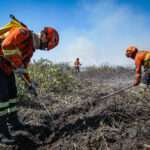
xmin=1 ymin=59 xmax=150 ymax=150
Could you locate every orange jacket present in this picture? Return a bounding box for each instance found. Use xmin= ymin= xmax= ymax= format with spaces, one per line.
xmin=74 ymin=60 xmax=81 ymax=67
xmin=0 ymin=27 xmax=34 ymax=81
xmin=134 ymin=51 xmax=150 ymax=78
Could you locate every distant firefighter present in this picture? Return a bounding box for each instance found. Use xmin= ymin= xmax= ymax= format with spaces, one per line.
xmin=74 ymin=58 xmax=81 ymax=73
xmin=126 ymin=46 xmax=150 ymax=86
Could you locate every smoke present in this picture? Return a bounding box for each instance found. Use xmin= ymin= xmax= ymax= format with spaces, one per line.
xmin=33 ymin=0 xmax=150 ymax=66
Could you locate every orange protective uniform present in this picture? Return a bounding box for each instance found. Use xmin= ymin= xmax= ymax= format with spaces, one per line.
xmin=74 ymin=59 xmax=81 ymax=73
xmin=0 ymin=27 xmax=34 ymax=82
xmin=74 ymin=60 xmax=81 ymax=66
xmin=134 ymin=51 xmax=150 ymax=80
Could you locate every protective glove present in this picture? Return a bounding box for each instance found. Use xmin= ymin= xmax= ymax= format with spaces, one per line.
xmin=133 ymin=80 xmax=140 ymax=86
xmin=28 ymin=81 xmax=38 ymax=96
xmin=134 ymin=74 xmax=141 ymax=86
xmin=14 ymin=67 xmax=26 ymax=76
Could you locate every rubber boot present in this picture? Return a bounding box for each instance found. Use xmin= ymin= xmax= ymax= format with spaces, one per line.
xmin=7 ymin=112 xmax=26 ymax=136
xmin=0 ymin=115 xmax=15 ymax=145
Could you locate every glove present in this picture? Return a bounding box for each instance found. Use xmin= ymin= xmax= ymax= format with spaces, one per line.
xmin=133 ymin=80 xmax=140 ymax=86
xmin=14 ymin=67 xmax=26 ymax=76
xmin=134 ymin=74 xmax=141 ymax=86
xmin=28 ymin=81 xmax=38 ymax=96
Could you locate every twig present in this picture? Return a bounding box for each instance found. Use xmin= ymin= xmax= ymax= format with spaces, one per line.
xmin=144 ymin=144 xmax=150 ymax=149
xmin=101 ymin=133 xmax=110 ymax=150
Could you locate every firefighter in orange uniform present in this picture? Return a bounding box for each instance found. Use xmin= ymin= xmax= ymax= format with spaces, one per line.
xmin=126 ymin=46 xmax=150 ymax=86
xmin=74 ymin=58 xmax=81 ymax=73
xmin=0 ymin=23 xmax=59 ymax=144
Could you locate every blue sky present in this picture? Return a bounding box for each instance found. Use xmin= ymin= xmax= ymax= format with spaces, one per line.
xmin=1 ymin=0 xmax=150 ymax=66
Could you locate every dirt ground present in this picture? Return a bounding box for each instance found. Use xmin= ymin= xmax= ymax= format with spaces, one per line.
xmin=1 ymin=69 xmax=150 ymax=150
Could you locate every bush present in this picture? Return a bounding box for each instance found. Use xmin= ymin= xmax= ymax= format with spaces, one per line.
xmin=16 ymin=59 xmax=78 ymax=96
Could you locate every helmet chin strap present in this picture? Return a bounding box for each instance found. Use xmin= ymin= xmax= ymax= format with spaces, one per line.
xmin=131 ymin=52 xmax=137 ymax=59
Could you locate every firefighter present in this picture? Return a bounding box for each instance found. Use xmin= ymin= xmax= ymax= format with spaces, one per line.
xmin=74 ymin=58 xmax=81 ymax=73
xmin=0 ymin=24 xmax=59 ymax=144
xmin=126 ymin=46 xmax=150 ymax=86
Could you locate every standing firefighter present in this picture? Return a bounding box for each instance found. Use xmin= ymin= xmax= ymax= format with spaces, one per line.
xmin=126 ymin=46 xmax=150 ymax=86
xmin=74 ymin=58 xmax=81 ymax=73
xmin=0 ymin=15 xmax=59 ymax=144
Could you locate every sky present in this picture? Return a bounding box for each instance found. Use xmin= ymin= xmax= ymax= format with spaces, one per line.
xmin=1 ymin=0 xmax=150 ymax=66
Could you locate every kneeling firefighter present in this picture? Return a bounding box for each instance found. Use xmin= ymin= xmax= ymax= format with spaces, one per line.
xmin=0 ymin=15 xmax=59 ymax=144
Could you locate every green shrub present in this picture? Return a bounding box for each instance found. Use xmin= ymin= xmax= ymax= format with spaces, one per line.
xmin=16 ymin=59 xmax=78 ymax=96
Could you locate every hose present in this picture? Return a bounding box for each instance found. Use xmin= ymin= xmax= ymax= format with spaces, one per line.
xmin=100 ymin=85 xmax=134 ymax=100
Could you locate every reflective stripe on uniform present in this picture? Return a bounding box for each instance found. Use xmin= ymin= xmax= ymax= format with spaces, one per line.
xmin=0 ymin=101 xmax=9 ymax=109
xmin=8 ymin=99 xmax=18 ymax=114
xmin=9 ymin=98 xmax=18 ymax=104
xmin=8 ymin=106 xmax=17 ymax=114
xmin=2 ymin=48 xmax=22 ymax=57
xmin=0 ymin=98 xmax=18 ymax=116
xmin=0 ymin=101 xmax=9 ymax=116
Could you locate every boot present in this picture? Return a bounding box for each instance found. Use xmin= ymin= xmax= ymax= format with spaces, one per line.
xmin=0 ymin=115 xmax=15 ymax=145
xmin=7 ymin=112 xmax=26 ymax=136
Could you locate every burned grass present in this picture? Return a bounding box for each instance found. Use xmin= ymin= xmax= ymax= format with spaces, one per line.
xmin=1 ymin=62 xmax=150 ymax=150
